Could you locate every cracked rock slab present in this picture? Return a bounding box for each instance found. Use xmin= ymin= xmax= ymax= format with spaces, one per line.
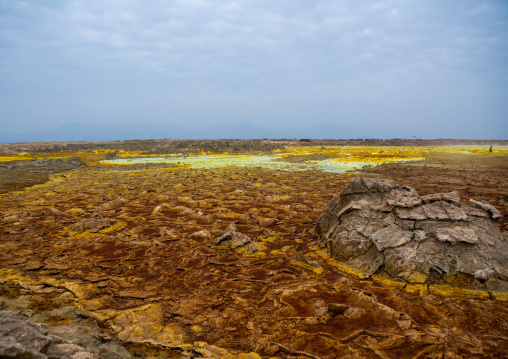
xmin=371 ymin=224 xmax=414 ymax=251
xmin=435 ymin=227 xmax=479 ymax=245
xmin=470 ymin=199 xmax=502 ymax=220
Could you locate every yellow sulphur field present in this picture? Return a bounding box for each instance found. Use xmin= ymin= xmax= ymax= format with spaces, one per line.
xmin=99 ymin=145 xmax=507 ymax=173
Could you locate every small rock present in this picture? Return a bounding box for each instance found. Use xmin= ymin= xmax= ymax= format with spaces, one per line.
xmin=213 ymin=224 xmax=250 ymax=248
xmin=212 ymin=224 xmax=264 ymax=255
xmin=469 ymin=199 xmax=502 ymax=220
xmin=290 ymin=252 xmax=324 ymax=275
xmin=343 ymin=306 xmax=366 ymax=319
xmin=189 ymin=229 xmax=212 ymax=240
xmin=258 ymin=228 xmax=278 ymax=240
xmin=259 ymin=218 xmax=278 ymax=227
xmin=68 ymin=218 xmax=115 ymax=233
xmin=99 ymin=342 xmax=133 ymax=359
xmin=263 ymin=343 xmax=279 ymax=356
xmin=328 ymin=303 xmax=349 ymax=315
xmin=396 ymin=314 xmax=413 ymax=331
xmin=311 ymin=298 xmax=329 ymax=317
xmin=302 ymin=317 xmax=319 ymax=325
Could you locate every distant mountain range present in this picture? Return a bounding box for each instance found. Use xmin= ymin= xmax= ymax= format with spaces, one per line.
xmin=1 ymin=121 xmax=409 ymax=143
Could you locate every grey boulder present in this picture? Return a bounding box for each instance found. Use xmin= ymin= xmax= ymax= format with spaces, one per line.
xmin=316 ymin=177 xmax=508 ymax=292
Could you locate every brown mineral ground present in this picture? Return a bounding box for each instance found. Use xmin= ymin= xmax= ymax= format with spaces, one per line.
xmin=1 ymin=142 xmax=507 ymax=359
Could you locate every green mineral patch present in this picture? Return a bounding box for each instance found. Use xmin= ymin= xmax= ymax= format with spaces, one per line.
xmin=101 ymin=144 xmax=507 ymax=172
xmin=101 ymin=152 xmax=418 ymax=173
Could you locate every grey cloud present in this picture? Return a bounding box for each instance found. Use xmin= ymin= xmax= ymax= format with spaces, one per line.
xmin=0 ymin=1 xmax=507 ymax=138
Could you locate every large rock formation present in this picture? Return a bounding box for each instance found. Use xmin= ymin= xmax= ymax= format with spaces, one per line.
xmin=316 ymin=177 xmax=508 ymax=292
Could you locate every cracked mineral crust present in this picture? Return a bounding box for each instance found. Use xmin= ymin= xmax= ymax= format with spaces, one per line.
xmin=316 ymin=177 xmax=508 ymax=291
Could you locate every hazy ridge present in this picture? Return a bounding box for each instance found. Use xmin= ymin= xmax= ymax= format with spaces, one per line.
xmin=0 ymin=121 xmax=428 ymax=143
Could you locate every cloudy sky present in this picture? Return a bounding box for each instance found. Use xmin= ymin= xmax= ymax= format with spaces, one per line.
xmin=1 ymin=0 xmax=507 ymax=139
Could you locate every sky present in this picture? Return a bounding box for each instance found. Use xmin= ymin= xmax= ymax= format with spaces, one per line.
xmin=1 ymin=0 xmax=507 ymax=140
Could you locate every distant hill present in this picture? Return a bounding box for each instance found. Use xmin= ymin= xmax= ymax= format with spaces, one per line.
xmin=1 ymin=121 xmax=502 ymax=143
xmin=1 ymin=122 xmax=287 ymax=143
xmin=0 ymin=123 xmax=189 ymax=143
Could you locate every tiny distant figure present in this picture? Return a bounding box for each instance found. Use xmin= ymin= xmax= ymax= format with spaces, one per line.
xmin=489 ymin=145 xmax=493 ymax=154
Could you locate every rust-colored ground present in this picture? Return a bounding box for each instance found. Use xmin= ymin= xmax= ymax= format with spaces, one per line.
xmin=1 ymin=149 xmax=508 ymax=358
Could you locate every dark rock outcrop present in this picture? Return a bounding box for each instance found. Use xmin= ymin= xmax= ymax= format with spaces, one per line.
xmin=0 ymin=156 xmax=86 ymax=173
xmin=316 ymin=177 xmax=508 ymax=292
xmin=0 ymin=310 xmax=98 ymax=359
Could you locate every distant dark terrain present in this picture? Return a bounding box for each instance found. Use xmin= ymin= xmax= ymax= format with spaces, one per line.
xmin=1 ymin=138 xmax=507 ymax=154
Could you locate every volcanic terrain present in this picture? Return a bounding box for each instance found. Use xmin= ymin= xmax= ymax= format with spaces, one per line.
xmin=0 ymin=139 xmax=507 ymax=359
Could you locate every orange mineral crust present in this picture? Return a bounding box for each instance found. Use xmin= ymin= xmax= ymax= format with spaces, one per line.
xmin=1 ymin=146 xmax=508 ymax=358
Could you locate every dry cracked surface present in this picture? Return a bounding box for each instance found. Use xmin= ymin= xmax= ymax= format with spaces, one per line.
xmin=1 ymin=152 xmax=508 ymax=358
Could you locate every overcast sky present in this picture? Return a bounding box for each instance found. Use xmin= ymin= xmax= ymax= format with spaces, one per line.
xmin=1 ymin=0 xmax=507 ymax=139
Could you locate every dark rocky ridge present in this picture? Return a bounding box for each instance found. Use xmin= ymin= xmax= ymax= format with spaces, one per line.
xmin=0 ymin=156 xmax=86 ymax=194
xmin=0 ymin=139 xmax=285 ymax=155
xmin=0 ymin=156 xmax=85 ymax=172
xmin=316 ymin=177 xmax=508 ymax=292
